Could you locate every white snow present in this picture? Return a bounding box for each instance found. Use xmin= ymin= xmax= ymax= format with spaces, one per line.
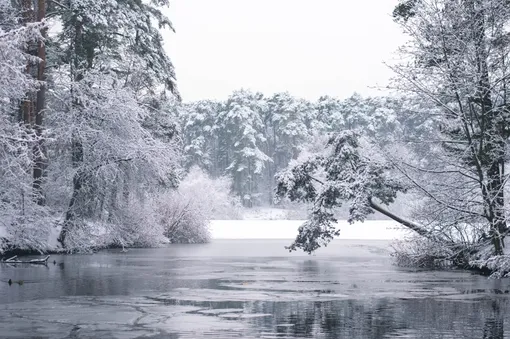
xmin=46 ymin=224 xmax=62 ymax=250
xmin=210 ymin=219 xmax=407 ymax=240
xmin=241 ymin=208 xmax=295 ymax=220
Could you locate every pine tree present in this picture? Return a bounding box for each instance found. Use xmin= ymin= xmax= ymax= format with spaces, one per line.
xmin=216 ymin=90 xmax=270 ymax=206
xmin=261 ymin=93 xmax=310 ymax=204
xmin=181 ymin=100 xmax=221 ymax=173
xmin=0 ymin=2 xmax=50 ymax=252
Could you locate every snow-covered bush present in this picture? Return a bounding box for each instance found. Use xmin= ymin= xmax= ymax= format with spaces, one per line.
xmin=62 ymin=199 xmax=166 ymax=252
xmin=158 ymin=167 xmax=241 ymax=243
xmin=0 ymin=212 xmax=57 ymax=254
xmin=179 ymin=166 xmax=242 ymax=220
xmin=470 ymin=256 xmax=510 ymax=279
xmin=391 ymin=236 xmax=454 ymax=269
xmin=112 ymin=202 xmax=167 ymax=248
xmin=158 ymin=196 xmax=210 ymax=244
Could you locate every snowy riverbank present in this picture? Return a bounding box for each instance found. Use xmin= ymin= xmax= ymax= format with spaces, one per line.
xmin=0 ymin=218 xmax=408 ymax=255
xmin=210 ymin=220 xmax=408 ymax=240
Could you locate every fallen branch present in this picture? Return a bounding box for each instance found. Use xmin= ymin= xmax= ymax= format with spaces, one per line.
xmin=1 ymin=255 xmax=50 ymax=265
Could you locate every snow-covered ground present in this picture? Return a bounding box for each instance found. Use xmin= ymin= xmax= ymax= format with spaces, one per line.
xmin=211 ymin=207 xmax=408 ymax=240
xmin=240 ymin=208 xmax=298 ymax=220
xmin=210 ymin=219 xmax=408 ymax=240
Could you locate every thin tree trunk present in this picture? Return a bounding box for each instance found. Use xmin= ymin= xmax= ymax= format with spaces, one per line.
xmin=58 ymin=169 xmax=84 ymax=245
xmin=368 ymin=197 xmax=430 ymax=237
xmin=59 ymin=18 xmax=86 ymax=246
xmin=21 ymin=0 xmax=36 ymax=126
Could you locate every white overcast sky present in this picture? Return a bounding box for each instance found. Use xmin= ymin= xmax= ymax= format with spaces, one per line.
xmin=163 ymin=0 xmax=406 ymax=102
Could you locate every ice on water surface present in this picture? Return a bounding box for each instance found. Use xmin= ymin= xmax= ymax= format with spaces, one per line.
xmin=0 ymin=232 xmax=508 ymax=338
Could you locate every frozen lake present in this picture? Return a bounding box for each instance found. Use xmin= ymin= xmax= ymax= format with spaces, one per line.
xmin=0 ymin=223 xmax=509 ymax=338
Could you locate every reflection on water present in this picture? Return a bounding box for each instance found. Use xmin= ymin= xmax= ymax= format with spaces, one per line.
xmin=1 ymin=240 xmax=510 ymax=338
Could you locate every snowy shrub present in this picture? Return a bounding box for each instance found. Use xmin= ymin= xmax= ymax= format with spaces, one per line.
xmin=158 ymin=197 xmax=210 ymax=244
xmin=179 ymin=167 xmax=242 ymax=220
xmin=470 ymin=256 xmax=510 ymax=279
xmin=157 ymin=192 xmax=209 ymax=244
xmin=0 ymin=213 xmax=56 ymax=254
xmin=62 ymin=198 xmax=168 ymax=253
xmin=107 ymin=200 xmax=166 ymax=248
xmin=158 ymin=167 xmax=240 ymax=243
xmin=391 ymin=236 xmax=455 ymax=269
xmin=62 ymin=220 xmax=105 ymax=253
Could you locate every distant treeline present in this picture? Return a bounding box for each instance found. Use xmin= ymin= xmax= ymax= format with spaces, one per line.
xmin=178 ymin=90 xmax=431 ymax=207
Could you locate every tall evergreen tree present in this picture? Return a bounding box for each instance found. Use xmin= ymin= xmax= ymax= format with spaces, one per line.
xmin=0 ymin=2 xmax=50 ymax=252
xmin=216 ymin=90 xmax=270 ymax=206
xmin=181 ymin=100 xmax=220 ymax=173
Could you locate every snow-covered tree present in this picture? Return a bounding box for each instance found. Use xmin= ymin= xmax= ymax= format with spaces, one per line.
xmin=275 ymin=131 xmax=409 ymax=253
xmin=261 ymin=93 xmax=310 ymax=204
xmin=266 ymin=94 xmax=309 ymax=163
xmin=48 ymin=68 xmax=180 ymax=247
xmin=314 ymin=95 xmax=343 ymax=132
xmin=49 ymin=0 xmax=177 ymax=93
xmin=390 ymin=0 xmax=510 ymax=255
xmin=40 ymin=0 xmax=181 ymax=247
xmin=0 ymin=8 xmax=51 ymax=252
xmin=276 ymin=0 xmax=510 ymax=272
xmin=180 ymin=100 xmax=221 ymax=173
xmin=215 ymin=90 xmax=271 ymax=206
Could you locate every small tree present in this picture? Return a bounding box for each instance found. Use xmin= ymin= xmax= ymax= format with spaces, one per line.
xmin=275 ymin=131 xmax=410 ymax=253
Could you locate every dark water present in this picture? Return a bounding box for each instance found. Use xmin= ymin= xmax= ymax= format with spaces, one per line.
xmin=0 ymin=240 xmax=509 ymax=338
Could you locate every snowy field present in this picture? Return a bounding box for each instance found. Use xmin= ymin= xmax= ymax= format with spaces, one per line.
xmin=210 ymin=219 xmax=408 ymax=240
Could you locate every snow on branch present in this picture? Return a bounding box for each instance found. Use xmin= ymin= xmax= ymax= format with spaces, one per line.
xmin=276 ymin=130 xmax=410 ymax=253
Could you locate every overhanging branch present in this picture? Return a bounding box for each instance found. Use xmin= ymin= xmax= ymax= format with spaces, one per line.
xmin=368 ymin=197 xmax=430 ymax=237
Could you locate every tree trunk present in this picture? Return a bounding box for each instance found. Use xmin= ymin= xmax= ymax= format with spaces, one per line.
xmin=486 ymin=160 xmax=507 ymax=254
xmin=58 ymin=168 xmax=84 ymax=245
xmin=21 ymin=0 xmax=47 ymax=205
xmin=32 ymin=0 xmax=47 ymax=206
xmin=467 ymin=0 xmax=507 ymax=255
xmin=58 ymin=18 xmax=86 ymax=246
xmin=368 ymin=197 xmax=430 ymax=237
xmin=20 ymin=0 xmax=34 ymax=126
xmin=21 ymin=0 xmax=36 ymax=126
